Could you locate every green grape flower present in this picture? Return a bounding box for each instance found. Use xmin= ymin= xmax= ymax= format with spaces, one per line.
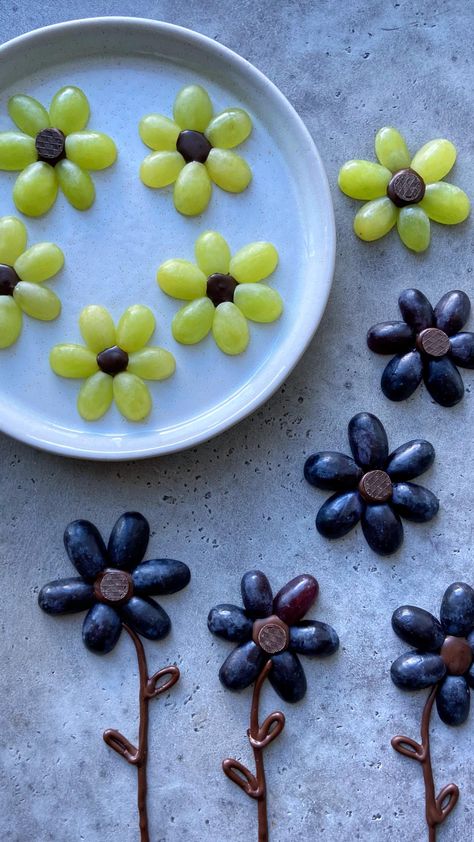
xmin=50 ymin=305 xmax=176 ymax=422
xmin=139 ymin=85 xmax=253 ymax=216
xmin=338 ymin=127 xmax=470 ymax=252
xmin=0 ymin=86 xmax=117 ymax=216
xmin=157 ymin=231 xmax=283 ymax=355
xmin=0 ymin=215 xmax=64 ymax=348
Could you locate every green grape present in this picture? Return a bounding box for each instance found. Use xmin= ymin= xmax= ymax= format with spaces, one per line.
xmin=397 ymin=207 xmax=430 ymax=252
xmin=173 ymin=85 xmax=213 ymax=132
xmin=410 ymin=139 xmax=456 ymax=183
xmin=113 ymin=372 xmax=152 ymax=421
xmin=0 ymin=131 xmax=37 ymax=170
xmin=157 ymin=259 xmax=207 ymax=300
xmin=212 ymin=301 xmax=249 ymax=355
xmin=49 ymin=86 xmax=90 ymax=135
xmin=14 ymin=242 xmax=64 ymax=282
xmin=8 ymin=94 xmax=50 ymax=136
xmin=338 ymin=160 xmax=391 ymax=200
xmin=139 ymin=114 xmax=180 ymax=150
xmin=116 ymin=305 xmax=155 ymax=352
xmin=56 ymin=159 xmax=95 ymax=210
xmin=353 ymin=197 xmax=397 ymax=241
xmin=375 ymin=127 xmax=410 ymax=172
xmin=0 ymin=297 xmax=22 ymax=348
xmin=0 ymin=216 xmax=27 ymax=265
xmin=174 ymin=162 xmax=212 ymax=216
xmin=127 ymin=347 xmax=176 ymax=380
xmin=195 ymin=230 xmax=231 ymax=275
xmin=13 ymin=162 xmax=58 ymax=217
xmin=79 ymin=305 xmax=116 ymax=352
xmin=420 ymin=183 xmax=470 ymax=224
xmin=205 ymin=108 xmax=252 ymax=149
xmin=13 ymin=282 xmax=61 ymax=320
xmin=172 ymin=297 xmax=215 ymax=344
xmin=234 ymin=284 xmax=283 ymax=322
xmin=50 ymin=344 xmax=98 ymax=377
xmin=230 ymin=242 xmax=278 ymax=283
xmin=140 ymin=151 xmax=185 ymax=188
xmin=77 ymin=372 xmax=113 ymax=420
xmin=65 ymin=131 xmax=117 ymax=170
xmin=206 ymin=149 xmax=251 ymax=192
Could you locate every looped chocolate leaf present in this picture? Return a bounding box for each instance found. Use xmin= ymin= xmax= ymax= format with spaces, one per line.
xmin=103 ymin=728 xmax=138 ymax=765
xmin=222 ymin=758 xmax=263 ymax=799
xmin=391 ymin=734 xmax=424 ymax=762
xmin=248 ymin=711 xmax=286 ymax=749
xmin=436 ymin=783 xmax=459 ymax=820
xmin=146 ymin=665 xmax=180 ymax=699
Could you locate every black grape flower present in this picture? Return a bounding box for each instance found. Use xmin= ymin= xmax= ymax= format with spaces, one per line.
xmin=367 ymin=288 xmax=474 ymax=407
xmin=304 ymin=412 xmax=439 ymax=556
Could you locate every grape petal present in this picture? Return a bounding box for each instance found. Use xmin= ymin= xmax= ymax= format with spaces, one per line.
xmin=424 ymin=357 xmax=464 ymax=407
xmin=14 ymin=242 xmax=64 ymax=282
xmin=219 ymin=640 xmax=266 ymax=690
xmin=440 ymin=582 xmax=474 ymax=636
xmin=79 ymin=305 xmax=116 ymax=352
xmin=391 ymin=605 xmax=445 ymax=651
xmin=273 ymin=574 xmax=318 ymax=624
xmin=361 ymin=504 xmax=403 ymax=555
xmin=434 ymin=290 xmax=470 ymax=335
xmin=206 ymin=148 xmax=252 ymax=193
xmin=56 ymin=159 xmax=95 ymax=210
xmin=50 ymin=344 xmax=99 ymax=378
xmin=0 ymin=131 xmax=37 ymax=170
xmin=212 ymin=301 xmax=249 ymax=355
xmin=367 ymin=321 xmax=415 ymax=354
xmin=65 ymin=131 xmax=117 ymax=170
xmin=386 ymin=440 xmax=435 ymax=481
xmin=205 ymin=108 xmax=252 ymax=149
xmin=38 ymin=577 xmax=95 ymax=615
xmin=82 ymin=604 xmax=122 ymax=654
xmin=108 ymin=512 xmax=149 ymax=571
xmin=13 ymin=162 xmax=58 ymax=217
xmin=289 ymin=621 xmax=339 ymax=657
xmin=8 ymin=94 xmax=50 ymax=136
xmin=113 ymin=372 xmax=152 ymax=421
xmin=230 ymin=242 xmax=278 ymax=284
xmin=116 ymin=304 xmax=155 ymax=352
xmin=207 ymin=604 xmax=253 ymax=642
xmin=397 ymin=206 xmax=430 ymax=252
xmin=157 ymin=259 xmax=207 ymax=300
xmin=174 ymin=162 xmax=212 ymax=216
xmin=132 ymin=558 xmax=190 ymax=596
xmin=127 ymin=348 xmax=175 ymax=380
xmin=120 ymin=596 xmax=171 ymax=640
xmin=234 ymin=284 xmax=283 ymax=322
xmin=381 ymin=351 xmax=423 ymax=401
xmin=304 ymin=451 xmax=362 ymax=491
xmin=139 ymin=114 xmax=181 ymax=150
xmin=449 ymin=332 xmax=474 ymax=369
xmin=398 ymin=288 xmax=433 ymax=332
xmin=374 ymin=127 xmax=410 ymax=172
xmin=391 ymin=651 xmax=446 ymax=690
xmin=410 ymin=139 xmax=456 ymax=183
xmin=316 ymin=490 xmax=364 ymax=538
xmin=241 ymin=570 xmax=273 ymax=618
xmin=0 ymin=297 xmax=22 ymax=348
xmin=391 ymin=482 xmax=439 ymax=523
xmin=195 ymin=231 xmax=231 ymax=275
xmin=13 ymin=282 xmax=61 ymax=320
xmin=77 ymin=372 xmax=113 ymax=421
xmin=338 ymin=160 xmax=391 ymax=200
xmin=173 ymin=85 xmax=213 ymax=132
xmin=172 ymin=298 xmax=214 ymax=344
xmin=436 ymin=676 xmax=470 ymax=726
xmin=348 ymin=412 xmax=388 ymax=470
xmin=0 ymin=215 xmax=27 ymax=264
xmin=140 ymin=151 xmax=185 ymax=188
xmin=353 ymin=197 xmax=397 ymax=241
xmin=64 ymin=518 xmax=107 ymax=580
xmin=420 ymin=182 xmax=470 ymax=224
xmin=269 ymin=651 xmax=307 ymax=703
xmin=49 ymin=86 xmax=90 ymax=135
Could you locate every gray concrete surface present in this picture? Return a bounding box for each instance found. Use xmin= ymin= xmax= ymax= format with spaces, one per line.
xmin=1 ymin=2 xmax=473 ymax=840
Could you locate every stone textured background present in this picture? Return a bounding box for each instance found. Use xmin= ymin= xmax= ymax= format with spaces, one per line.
xmin=0 ymin=2 xmax=473 ymax=840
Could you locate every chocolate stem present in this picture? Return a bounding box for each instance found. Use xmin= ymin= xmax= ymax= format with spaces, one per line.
xmin=222 ymin=660 xmax=286 ymax=842
xmin=392 ymin=684 xmax=459 ymax=841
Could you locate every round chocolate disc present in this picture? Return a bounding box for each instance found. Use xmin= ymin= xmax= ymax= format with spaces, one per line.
xmin=440 ymin=635 xmax=472 ymax=676
xmin=35 ymin=128 xmax=66 ymax=166
xmin=97 ymin=345 xmax=129 ymax=376
xmin=176 ymin=130 xmax=212 ymax=164
xmin=416 ymin=327 xmax=450 ymax=358
xmin=252 ymin=615 xmax=289 ymax=654
xmin=358 ymin=470 xmax=393 ymax=504
xmin=95 ymin=569 xmax=133 ymax=605
xmin=0 ymin=264 xmax=20 ymax=296
xmin=387 ymin=168 xmax=425 ymax=207
xmin=206 ymin=273 xmax=238 ymax=307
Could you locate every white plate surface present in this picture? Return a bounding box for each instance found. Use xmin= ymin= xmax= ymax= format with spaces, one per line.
xmin=0 ymin=17 xmax=335 ymax=460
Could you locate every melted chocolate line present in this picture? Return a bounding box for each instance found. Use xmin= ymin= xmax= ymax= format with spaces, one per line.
xmin=391 ymin=684 xmax=459 ymax=841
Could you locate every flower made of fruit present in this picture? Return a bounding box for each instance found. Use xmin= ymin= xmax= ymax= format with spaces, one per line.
xmin=157 ymin=231 xmax=282 ymax=355
xmin=139 ymin=84 xmax=252 ymax=216
xmin=50 ymin=304 xmax=176 ymax=421
xmin=0 ymin=86 xmax=117 ymax=216
xmin=367 ymin=288 xmax=474 ymax=407
xmin=304 ymin=412 xmax=439 ymax=556
xmin=0 ymin=215 xmax=63 ymax=347
xmin=338 ymin=127 xmax=470 ymax=252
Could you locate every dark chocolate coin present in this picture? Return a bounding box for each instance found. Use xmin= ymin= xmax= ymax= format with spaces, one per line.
xmin=97 ymin=345 xmax=129 ymax=375
xmin=206 ymin=273 xmax=238 ymax=307
xmin=35 ymin=127 xmax=66 ymax=166
xmin=416 ymin=327 xmax=450 ymax=358
xmin=387 ymin=168 xmax=425 ymax=207
xmin=358 ymin=469 xmax=393 ymax=503
xmin=253 ymin=615 xmax=289 ymax=654
xmin=440 ymin=635 xmax=472 ymax=676
xmin=94 ymin=569 xmax=133 ymax=605
xmin=0 ymin=264 xmax=19 ymax=296
xmin=176 ymin=129 xmax=212 ymax=164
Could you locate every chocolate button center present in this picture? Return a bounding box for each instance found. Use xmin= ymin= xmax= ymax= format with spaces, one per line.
xmin=440 ymin=635 xmax=472 ymax=676
xmin=94 ymin=569 xmax=133 ymax=605
xmin=35 ymin=127 xmax=66 ymax=166
xmin=206 ymin=273 xmax=238 ymax=307
xmin=358 ymin=470 xmax=393 ymax=504
xmin=176 ymin=130 xmax=212 ymax=164
xmin=0 ymin=264 xmax=20 ymax=296
xmin=416 ymin=327 xmax=450 ymax=358
xmin=387 ymin=168 xmax=425 ymax=207
xmin=97 ymin=345 xmax=129 ymax=376
xmin=253 ymin=615 xmax=289 ymax=654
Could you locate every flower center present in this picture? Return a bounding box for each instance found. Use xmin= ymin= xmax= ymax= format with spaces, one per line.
xmin=416 ymin=327 xmax=450 ymax=359
xmin=387 ymin=168 xmax=425 ymax=207
xmin=358 ymin=469 xmax=393 ymax=504
xmin=252 ymin=615 xmax=289 ymax=654
xmin=441 ymin=636 xmax=472 ymax=676
xmin=206 ymin=273 xmax=238 ymax=307
xmin=35 ymin=127 xmax=66 ymax=166
xmin=176 ymin=130 xmax=212 ymax=164
xmin=0 ymin=264 xmax=20 ymax=296
xmin=94 ymin=568 xmax=134 ymax=605
xmin=97 ymin=345 xmax=129 ymax=376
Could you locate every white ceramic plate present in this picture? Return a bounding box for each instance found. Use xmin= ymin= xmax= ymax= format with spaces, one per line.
xmin=0 ymin=17 xmax=335 ymax=460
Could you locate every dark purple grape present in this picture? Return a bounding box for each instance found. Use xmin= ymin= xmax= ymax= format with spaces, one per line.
xmin=361 ymin=504 xmax=403 ymax=555
xmin=304 ymin=451 xmax=362 ymax=490
xmin=348 ymin=412 xmax=388 ymax=470
xmin=108 ymin=512 xmax=150 ymax=571
xmin=207 ymin=604 xmax=253 ymax=642
xmin=219 ymin=640 xmax=265 ymax=690
xmin=391 ymin=651 xmax=446 ymax=689
xmin=449 ymin=332 xmax=474 ymax=369
xmin=367 ymin=320 xmax=415 ymax=354
xmin=120 ymin=595 xmax=170 ymax=640
xmin=434 ymin=290 xmax=471 ymax=336
xmin=424 ymin=357 xmax=464 ymax=406
xmin=64 ymin=519 xmax=107 ymax=581
xmin=241 ymin=570 xmax=273 ymax=618
xmin=316 ymin=491 xmax=364 ymax=538
xmin=38 ymin=577 xmax=95 ymax=615
xmin=132 ymin=558 xmax=190 ymax=595
xmin=391 ymin=605 xmax=445 ymax=651
xmin=436 ymin=676 xmax=470 ymax=725
xmin=391 ymin=482 xmax=439 ymax=523
xmin=273 ymin=575 xmax=318 ymax=624
xmin=82 ymin=603 xmax=122 ymax=654
xmin=381 ymin=351 xmax=423 ymax=401
xmin=386 ymin=440 xmax=435 ymax=481
xmin=398 ymin=289 xmax=434 ymax=332
xmin=440 ymin=582 xmax=474 ymax=636
xmin=269 ymin=651 xmax=307 ymax=703
xmin=289 ymin=621 xmax=339 ymax=656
